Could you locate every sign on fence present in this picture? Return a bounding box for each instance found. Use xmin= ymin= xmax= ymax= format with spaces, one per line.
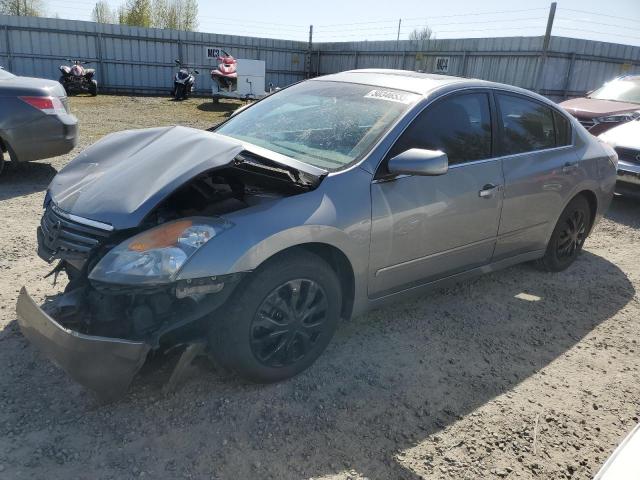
xmin=435 ymin=56 xmax=450 ymax=73
xmin=205 ymin=47 xmax=225 ymax=59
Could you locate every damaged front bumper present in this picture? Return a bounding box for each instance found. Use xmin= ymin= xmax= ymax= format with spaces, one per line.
xmin=16 ymin=287 xmax=151 ymax=400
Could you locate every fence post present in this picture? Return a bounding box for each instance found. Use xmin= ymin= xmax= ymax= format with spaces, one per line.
xmin=354 ymin=50 xmax=358 ymax=69
xmin=535 ymin=1 xmax=557 ymax=93
xmin=306 ymin=25 xmax=313 ymax=78
xmin=461 ymin=51 xmax=468 ymax=77
xmin=4 ymin=25 xmax=12 ymax=71
xmin=562 ymin=52 xmax=576 ymax=99
xmin=96 ymin=31 xmax=104 ymax=86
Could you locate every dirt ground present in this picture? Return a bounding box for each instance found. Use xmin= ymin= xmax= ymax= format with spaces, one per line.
xmin=0 ymin=95 xmax=638 ymax=480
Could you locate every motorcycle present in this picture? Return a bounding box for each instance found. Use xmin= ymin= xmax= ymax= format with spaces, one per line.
xmin=211 ymin=51 xmax=238 ymax=93
xmin=172 ymin=60 xmax=199 ymax=100
xmin=59 ymin=60 xmax=98 ymax=96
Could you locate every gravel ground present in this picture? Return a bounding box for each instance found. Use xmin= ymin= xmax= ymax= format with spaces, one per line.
xmin=0 ymin=95 xmax=639 ymax=480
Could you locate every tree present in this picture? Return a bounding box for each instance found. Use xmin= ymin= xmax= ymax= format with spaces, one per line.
xmin=120 ymin=0 xmax=152 ymax=27
xmin=150 ymin=0 xmax=197 ymax=30
xmin=92 ymin=0 xmax=115 ymax=23
xmin=0 ymin=0 xmax=45 ymax=16
xmin=179 ymin=0 xmax=197 ymax=31
xmin=408 ymin=26 xmax=433 ymax=41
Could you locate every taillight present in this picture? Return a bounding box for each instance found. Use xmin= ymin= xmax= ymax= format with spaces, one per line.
xmin=19 ymin=96 xmax=66 ymax=116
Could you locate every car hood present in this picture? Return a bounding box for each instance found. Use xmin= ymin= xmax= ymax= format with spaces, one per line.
xmin=559 ymin=97 xmax=640 ymax=117
xmin=48 ymin=126 xmax=326 ymax=230
xmin=598 ymin=119 xmax=640 ymax=149
xmin=0 ymin=74 xmax=66 ymax=97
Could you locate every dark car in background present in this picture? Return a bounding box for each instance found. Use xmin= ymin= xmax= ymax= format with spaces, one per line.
xmin=560 ymin=75 xmax=640 ymax=135
xmin=0 ymin=67 xmax=78 ymax=175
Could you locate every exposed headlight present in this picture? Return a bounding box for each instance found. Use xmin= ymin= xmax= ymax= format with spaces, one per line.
xmin=89 ymin=217 xmax=232 ymax=285
xmin=595 ymin=111 xmax=640 ymax=123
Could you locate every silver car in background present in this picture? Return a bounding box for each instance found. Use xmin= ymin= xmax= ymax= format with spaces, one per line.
xmin=0 ymin=67 xmax=78 ymax=175
xmin=16 ymin=70 xmax=617 ymax=399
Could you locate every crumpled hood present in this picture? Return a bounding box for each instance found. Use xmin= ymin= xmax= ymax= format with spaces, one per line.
xmin=49 ymin=126 xmax=245 ymax=229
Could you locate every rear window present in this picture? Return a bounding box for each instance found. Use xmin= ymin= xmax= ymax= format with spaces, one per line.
xmin=0 ymin=69 xmax=15 ymax=80
xmin=497 ymin=94 xmax=555 ymax=155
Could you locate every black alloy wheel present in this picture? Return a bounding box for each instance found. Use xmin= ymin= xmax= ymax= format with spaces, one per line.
xmin=556 ymin=208 xmax=587 ymax=259
xmin=208 ymin=250 xmax=341 ymax=383
xmin=250 ymin=279 xmax=329 ymax=368
xmin=536 ymin=195 xmax=591 ymax=272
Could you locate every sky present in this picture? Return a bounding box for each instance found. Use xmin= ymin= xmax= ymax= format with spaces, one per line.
xmin=43 ymin=0 xmax=640 ymax=47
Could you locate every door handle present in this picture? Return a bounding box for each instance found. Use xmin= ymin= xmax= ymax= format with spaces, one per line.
xmin=562 ymin=162 xmax=579 ymax=173
xmin=479 ymin=184 xmax=500 ymax=199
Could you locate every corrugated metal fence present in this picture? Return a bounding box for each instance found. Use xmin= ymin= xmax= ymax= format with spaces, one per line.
xmin=2 ymin=15 xmax=640 ymax=100
xmin=0 ymin=15 xmax=309 ymax=95
xmin=316 ymin=37 xmax=640 ymax=100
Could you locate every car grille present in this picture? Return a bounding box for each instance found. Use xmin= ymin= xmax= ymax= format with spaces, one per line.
xmin=39 ymin=205 xmax=112 ymax=262
xmin=615 ymin=147 xmax=640 ymax=165
xmin=578 ymin=118 xmax=596 ymax=129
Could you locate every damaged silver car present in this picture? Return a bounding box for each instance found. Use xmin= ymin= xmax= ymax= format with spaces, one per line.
xmin=17 ymin=70 xmax=617 ymax=400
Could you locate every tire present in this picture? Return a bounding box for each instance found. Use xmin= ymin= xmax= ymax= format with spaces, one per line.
xmin=536 ymin=195 xmax=592 ymax=272
xmin=89 ymin=80 xmax=98 ymax=96
xmin=175 ymin=84 xmax=186 ymax=100
xmin=59 ymin=77 xmax=70 ymax=94
xmin=209 ymin=250 xmax=342 ymax=383
xmin=0 ymin=150 xmax=4 ymax=177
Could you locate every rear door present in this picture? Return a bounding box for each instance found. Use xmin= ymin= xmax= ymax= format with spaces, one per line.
xmin=493 ymin=92 xmax=578 ymax=260
xmin=368 ymin=91 xmax=504 ymax=297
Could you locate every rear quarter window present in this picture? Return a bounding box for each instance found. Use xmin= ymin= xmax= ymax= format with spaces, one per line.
xmin=553 ymin=110 xmax=572 ymax=146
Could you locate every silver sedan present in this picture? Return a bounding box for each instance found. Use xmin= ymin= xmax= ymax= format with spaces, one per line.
xmin=17 ymin=69 xmax=617 ymax=399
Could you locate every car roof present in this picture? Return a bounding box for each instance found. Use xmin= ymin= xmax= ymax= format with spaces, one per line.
xmin=314 ymin=68 xmax=546 ymax=99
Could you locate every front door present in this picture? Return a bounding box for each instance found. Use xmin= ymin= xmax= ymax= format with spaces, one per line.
xmin=368 ymin=91 xmax=504 ymax=298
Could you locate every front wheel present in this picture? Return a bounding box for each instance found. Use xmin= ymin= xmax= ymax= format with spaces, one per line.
xmin=536 ymin=195 xmax=592 ymax=272
xmin=209 ymin=251 xmax=342 ymax=383
xmin=88 ymin=80 xmax=98 ymax=96
xmin=0 ymin=150 xmax=5 ymax=176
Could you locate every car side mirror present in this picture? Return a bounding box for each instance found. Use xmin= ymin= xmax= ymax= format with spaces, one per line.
xmin=387 ymin=148 xmax=449 ymax=176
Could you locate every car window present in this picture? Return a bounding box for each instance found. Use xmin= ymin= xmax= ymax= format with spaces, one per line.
xmin=388 ymin=92 xmax=492 ymax=165
xmin=497 ymin=94 xmax=555 ymax=155
xmin=553 ymin=111 xmax=572 ymax=146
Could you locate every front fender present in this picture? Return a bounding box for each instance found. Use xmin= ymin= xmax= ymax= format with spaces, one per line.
xmin=176 ymin=168 xmax=373 ymax=285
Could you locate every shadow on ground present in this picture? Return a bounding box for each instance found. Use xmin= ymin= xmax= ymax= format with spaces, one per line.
xmin=606 ymin=194 xmax=640 ymax=229
xmin=0 ymin=247 xmax=634 ymax=479
xmin=0 ymin=161 xmax=56 ymax=202
xmin=196 ymin=100 xmax=242 ymax=116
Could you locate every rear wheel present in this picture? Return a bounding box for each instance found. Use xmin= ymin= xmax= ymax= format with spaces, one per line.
xmin=175 ymin=84 xmax=186 ymax=100
xmin=536 ymin=195 xmax=592 ymax=272
xmin=208 ymin=251 xmax=342 ymax=383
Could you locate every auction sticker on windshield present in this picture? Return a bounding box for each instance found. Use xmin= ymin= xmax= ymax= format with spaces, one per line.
xmin=364 ymin=89 xmax=417 ymax=104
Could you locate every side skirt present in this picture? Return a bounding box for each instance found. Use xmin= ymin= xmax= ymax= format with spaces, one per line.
xmin=365 ymin=249 xmax=545 ymax=312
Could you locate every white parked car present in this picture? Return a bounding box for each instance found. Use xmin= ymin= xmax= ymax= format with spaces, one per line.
xmin=598 ymin=118 xmax=640 ymax=195
xmin=594 ymin=424 xmax=640 ymax=480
